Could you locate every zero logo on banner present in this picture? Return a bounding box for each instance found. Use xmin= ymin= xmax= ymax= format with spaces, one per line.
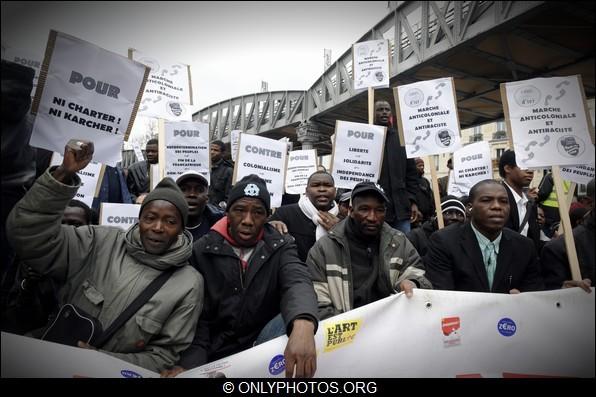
xmin=497 ymin=318 xmax=517 ymax=337
xmin=268 ymin=355 xmax=285 ymax=376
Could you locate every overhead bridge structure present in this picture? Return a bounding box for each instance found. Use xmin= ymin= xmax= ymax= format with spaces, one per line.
xmin=193 ymin=1 xmax=595 ymax=155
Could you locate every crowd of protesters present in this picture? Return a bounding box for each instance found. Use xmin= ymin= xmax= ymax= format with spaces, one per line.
xmin=1 ymin=59 xmax=593 ymax=377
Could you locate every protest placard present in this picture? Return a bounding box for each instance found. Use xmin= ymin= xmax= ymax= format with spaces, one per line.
xmin=394 ymin=77 xmax=462 ymax=158
xmin=501 ymin=75 xmax=595 ymax=168
xmin=285 ymin=149 xmax=318 ymax=194
xmin=450 ymin=141 xmax=493 ymax=196
xmin=130 ymin=49 xmax=192 ymax=121
xmin=352 ymin=39 xmax=389 ymax=89
xmin=50 ymin=152 xmax=104 ymax=208
xmin=132 ymin=142 xmax=145 ymax=162
xmin=330 ymin=120 xmax=386 ymax=190
xmin=559 ymin=163 xmax=595 ymax=185
xmin=233 ymin=134 xmax=288 ymax=208
xmin=161 ymin=121 xmax=210 ymax=183
xmin=30 ymin=30 xmax=149 ymax=166
xmin=99 ymin=203 xmax=141 ymax=230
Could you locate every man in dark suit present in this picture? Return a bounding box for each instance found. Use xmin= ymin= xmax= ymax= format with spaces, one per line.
xmin=423 ymin=180 xmax=544 ymax=293
xmin=498 ymin=150 xmax=542 ymax=254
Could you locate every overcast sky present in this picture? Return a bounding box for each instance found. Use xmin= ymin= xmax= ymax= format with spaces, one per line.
xmin=2 ymin=1 xmax=390 ymax=113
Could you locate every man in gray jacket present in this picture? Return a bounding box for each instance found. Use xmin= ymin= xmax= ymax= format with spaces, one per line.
xmin=307 ymin=181 xmax=432 ymax=320
xmin=7 ymin=140 xmax=204 ymax=372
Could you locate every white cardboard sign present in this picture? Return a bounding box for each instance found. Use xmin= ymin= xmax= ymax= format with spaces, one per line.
xmin=395 ymin=77 xmax=462 ymax=158
xmin=99 ymin=203 xmax=141 ymax=230
xmin=451 ymin=141 xmax=493 ymax=196
xmin=502 ymin=75 xmax=595 ymax=168
xmin=285 ymin=149 xmax=318 ymax=195
xmin=352 ymin=39 xmax=389 ymax=89
xmin=30 ymin=30 xmax=148 ymax=166
xmin=331 ymin=120 xmax=386 ymax=190
xmin=230 ymin=130 xmax=242 ymax=162
xmin=559 ymin=164 xmax=595 ymax=185
xmin=233 ymin=134 xmax=288 ymax=208
xmin=132 ymin=49 xmax=192 ymax=121
xmin=163 ymin=121 xmax=210 ymax=183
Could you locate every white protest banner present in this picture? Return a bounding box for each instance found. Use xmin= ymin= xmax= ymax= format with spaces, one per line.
xmin=162 ymin=121 xmax=210 ymax=183
xmin=180 ymin=288 xmax=594 ymax=378
xmin=50 ymin=152 xmax=104 ymax=208
xmin=99 ymin=203 xmax=141 ymax=230
xmin=559 ymin=163 xmax=595 ymax=185
xmin=451 ymin=141 xmax=493 ymax=196
xmin=230 ymin=130 xmax=242 ymax=162
xmin=395 ymin=77 xmax=462 ymax=158
xmin=285 ymin=149 xmax=318 ymax=194
xmin=501 ymin=75 xmax=595 ymax=168
xmin=233 ymin=134 xmax=288 ymax=208
xmin=2 ymin=46 xmax=41 ymax=95
xmin=130 ymin=49 xmax=193 ymax=121
xmin=1 ymin=332 xmax=158 ymax=378
xmin=132 ymin=142 xmax=145 ymax=162
xmin=30 ymin=31 xmax=149 ymax=166
xmin=4 ymin=288 xmax=593 ymax=378
xmin=330 ymin=120 xmax=386 ymax=190
xmin=352 ymin=39 xmax=389 ymax=89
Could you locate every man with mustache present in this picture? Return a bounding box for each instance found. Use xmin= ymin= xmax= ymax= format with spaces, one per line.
xmin=307 ymin=182 xmax=431 ymax=320
xmin=424 ymin=180 xmax=544 ymax=293
xmin=166 ymin=174 xmax=318 ymax=378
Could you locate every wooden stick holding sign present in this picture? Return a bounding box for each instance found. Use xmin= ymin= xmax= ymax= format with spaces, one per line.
xmin=368 ymin=87 xmax=374 ymax=124
xmin=427 ymin=155 xmax=444 ymax=229
xmin=551 ymin=166 xmax=582 ymax=281
xmin=149 ymin=118 xmax=166 ymax=191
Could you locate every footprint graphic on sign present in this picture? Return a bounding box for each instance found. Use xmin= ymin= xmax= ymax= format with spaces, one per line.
xmin=426 ymin=96 xmax=433 ymax=106
xmin=139 ymin=98 xmax=152 ymax=112
xmin=170 ymin=65 xmax=182 ymax=76
xmin=555 ymin=80 xmax=570 ymax=100
xmin=522 ymin=152 xmax=535 ymax=163
xmin=153 ymin=96 xmax=162 ymax=103
xmin=525 ymin=141 xmax=538 ymax=151
xmin=161 ymin=69 xmax=169 ymax=76
xmin=544 ymin=94 xmax=552 ymax=106
xmin=422 ymin=130 xmax=431 ymax=140
xmin=411 ymin=145 xmax=421 ymax=154
xmin=376 ymin=42 xmax=383 ymax=52
xmin=539 ymin=135 xmax=550 ymax=146
xmin=434 ymin=82 xmax=446 ymax=99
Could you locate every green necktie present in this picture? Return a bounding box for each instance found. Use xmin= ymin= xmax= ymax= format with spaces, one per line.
xmin=484 ymin=242 xmax=497 ymax=290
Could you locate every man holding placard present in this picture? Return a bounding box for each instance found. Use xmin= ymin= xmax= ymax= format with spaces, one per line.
xmin=127 ymin=138 xmax=159 ymax=203
xmin=375 ymin=100 xmax=420 ymax=233
xmin=7 ymin=140 xmax=204 ymax=372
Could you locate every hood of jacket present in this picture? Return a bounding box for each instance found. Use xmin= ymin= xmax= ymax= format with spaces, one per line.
xmin=124 ymin=223 xmax=193 ymax=270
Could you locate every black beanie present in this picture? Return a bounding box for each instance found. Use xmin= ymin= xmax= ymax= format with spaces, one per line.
xmin=227 ymin=174 xmax=270 ymax=212
xmin=140 ymin=177 xmax=189 ymax=227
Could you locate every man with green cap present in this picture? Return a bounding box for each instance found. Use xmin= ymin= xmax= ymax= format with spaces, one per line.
xmin=7 ymin=140 xmax=204 ymax=373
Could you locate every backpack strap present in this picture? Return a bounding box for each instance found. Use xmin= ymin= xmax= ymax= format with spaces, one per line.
xmin=94 ymin=267 xmax=176 ymax=349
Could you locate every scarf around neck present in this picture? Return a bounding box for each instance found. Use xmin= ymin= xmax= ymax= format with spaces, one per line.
xmin=298 ymin=194 xmax=339 ymax=241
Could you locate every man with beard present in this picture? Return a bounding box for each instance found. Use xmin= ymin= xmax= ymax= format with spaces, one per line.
xmin=424 ymin=180 xmax=544 ymax=293
xmin=307 ymin=182 xmax=431 ymax=320
xmin=165 ymin=174 xmax=318 ymax=378
xmin=269 ymin=171 xmax=339 ymax=262
xmin=127 ymin=138 xmax=159 ymax=204
xmin=176 ymin=170 xmax=223 ymax=241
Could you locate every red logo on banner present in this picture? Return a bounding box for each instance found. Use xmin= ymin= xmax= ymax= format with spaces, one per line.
xmin=441 ymin=317 xmax=460 ymax=336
